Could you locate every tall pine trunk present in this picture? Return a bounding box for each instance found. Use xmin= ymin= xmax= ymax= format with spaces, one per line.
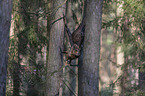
xmin=46 ymin=0 xmax=65 ymax=96
xmin=78 ymin=0 xmax=103 ymax=96
xmin=63 ymin=0 xmax=78 ymax=95
xmin=0 ymin=0 xmax=13 ymax=95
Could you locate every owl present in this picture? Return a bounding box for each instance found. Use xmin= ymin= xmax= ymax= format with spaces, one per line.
xmin=63 ymin=15 xmax=85 ymax=66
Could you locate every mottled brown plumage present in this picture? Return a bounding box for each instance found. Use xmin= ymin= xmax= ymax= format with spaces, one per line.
xmin=63 ymin=44 xmax=80 ymax=64
xmin=72 ymin=21 xmax=85 ymax=46
xmin=63 ymin=15 xmax=85 ymax=65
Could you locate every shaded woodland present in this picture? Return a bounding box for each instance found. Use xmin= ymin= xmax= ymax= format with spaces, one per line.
xmin=1 ymin=0 xmax=145 ymax=96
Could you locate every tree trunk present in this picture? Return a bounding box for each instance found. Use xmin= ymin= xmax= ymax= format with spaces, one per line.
xmin=63 ymin=0 xmax=78 ymax=96
xmin=12 ymin=5 xmax=21 ymax=96
xmin=139 ymin=18 xmax=145 ymax=90
xmin=78 ymin=0 xmax=103 ymax=96
xmin=46 ymin=0 xmax=65 ymax=96
xmin=0 ymin=0 xmax=13 ymax=95
xmin=120 ymin=16 xmax=129 ymax=96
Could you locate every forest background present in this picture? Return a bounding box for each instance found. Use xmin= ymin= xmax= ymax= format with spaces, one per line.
xmin=1 ymin=0 xmax=145 ymax=96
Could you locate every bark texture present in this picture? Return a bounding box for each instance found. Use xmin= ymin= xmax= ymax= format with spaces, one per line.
xmin=46 ymin=0 xmax=65 ymax=96
xmin=63 ymin=0 xmax=77 ymax=95
xmin=78 ymin=0 xmax=103 ymax=96
xmin=0 ymin=0 xmax=13 ymax=95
